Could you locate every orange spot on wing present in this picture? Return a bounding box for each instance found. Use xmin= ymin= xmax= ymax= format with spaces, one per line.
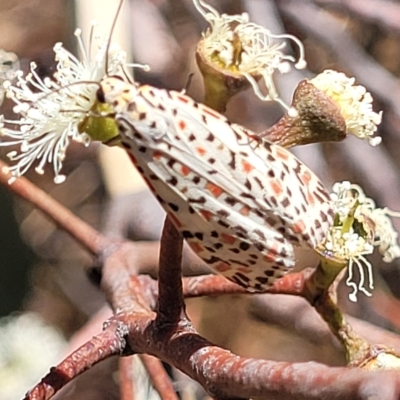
xmin=275 ymin=147 xmax=289 ymax=161
xmin=167 ymin=212 xmax=182 ymax=228
xmin=176 ymin=94 xmax=190 ymax=103
xmin=264 ymin=242 xmax=280 ymax=262
xmin=206 ymin=182 xmax=223 ymax=198
xmin=293 ymin=220 xmax=306 ymax=234
xmin=215 ymin=262 xmax=231 ymax=272
xmin=202 ymin=106 xmax=222 ymax=120
xmin=196 ymin=146 xmax=207 ymax=156
xmin=300 ymin=171 xmax=312 ymax=185
xmin=241 ymin=160 xmax=254 ymax=173
xmin=271 ymin=242 xmax=279 ymax=252
xmin=270 ymin=180 xmax=283 ymax=196
xmin=221 ymin=233 xmax=236 ymax=245
xmin=238 ymin=267 xmax=250 ymax=274
xmin=180 ymin=165 xmax=191 ymax=176
xmin=179 ymin=120 xmax=186 ymax=130
xmin=153 ymin=151 xmax=163 ymax=160
xmin=307 ymin=192 xmax=315 ymax=206
xmin=264 ymin=253 xmax=276 ymax=262
xmin=239 ymin=206 xmax=250 ymax=216
xmin=190 ymin=242 xmax=204 ymax=254
xmin=200 ymin=210 xmax=214 ymax=221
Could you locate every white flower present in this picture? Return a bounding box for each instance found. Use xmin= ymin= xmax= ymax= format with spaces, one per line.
xmin=194 ymin=0 xmax=306 ymax=115
xmin=310 ymin=70 xmax=382 ymax=146
xmin=318 ymin=181 xmax=400 ymax=302
xmin=0 ymin=313 xmax=66 ymax=400
xmin=0 ymin=22 xmax=128 ymax=184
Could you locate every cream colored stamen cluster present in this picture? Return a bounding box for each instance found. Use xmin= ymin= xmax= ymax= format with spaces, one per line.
xmin=0 ymin=23 xmax=127 ymax=184
xmin=194 ymin=0 xmax=306 ymax=115
xmin=310 ymin=70 xmax=382 ymax=146
xmin=319 ymin=181 xmax=400 ymax=301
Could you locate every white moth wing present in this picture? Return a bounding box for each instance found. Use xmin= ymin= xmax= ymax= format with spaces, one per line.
xmin=101 ymin=78 xmax=334 ymax=290
xmin=136 ymin=86 xmax=333 ymax=248
xmin=118 ymin=122 xmax=295 ymax=291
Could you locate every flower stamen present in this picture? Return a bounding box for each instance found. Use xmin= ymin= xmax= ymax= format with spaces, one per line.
xmin=318 ymin=181 xmax=400 ymax=301
xmin=310 ymin=70 xmax=382 ymax=146
xmin=0 ymin=22 xmax=128 ymax=183
xmin=194 ymin=0 xmax=306 ymax=114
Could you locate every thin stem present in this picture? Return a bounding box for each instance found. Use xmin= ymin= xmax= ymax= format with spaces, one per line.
xmin=0 ymin=160 xmax=107 ymax=255
xmin=120 ymin=357 xmax=135 ymax=400
xmin=302 ymin=260 xmax=374 ymax=365
xmin=155 ymin=216 xmax=185 ymax=327
xmin=24 ymin=319 xmax=127 ymax=400
xmin=140 ymin=354 xmax=179 ymax=400
xmin=313 ymin=293 xmax=372 ymax=365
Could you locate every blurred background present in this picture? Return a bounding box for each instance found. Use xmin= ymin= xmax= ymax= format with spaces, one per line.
xmin=1 ymin=0 xmax=400 ymax=399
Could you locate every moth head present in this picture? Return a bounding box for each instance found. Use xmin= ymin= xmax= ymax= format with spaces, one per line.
xmin=77 ymin=78 xmax=122 ymax=145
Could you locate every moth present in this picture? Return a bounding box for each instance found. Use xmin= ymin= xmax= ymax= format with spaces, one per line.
xmin=95 ymin=77 xmax=334 ymax=292
xmin=0 ymin=0 xmax=333 ymax=291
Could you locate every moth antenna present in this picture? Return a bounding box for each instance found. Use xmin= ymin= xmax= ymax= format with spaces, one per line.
xmin=105 ymin=0 xmax=125 ymax=75
xmin=30 ymin=81 xmax=101 ymax=104
xmin=59 ymin=109 xmax=116 ymax=119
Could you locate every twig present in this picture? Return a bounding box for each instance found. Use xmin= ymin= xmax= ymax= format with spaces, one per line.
xmin=5 ymin=145 xmax=400 ymax=398
xmin=313 ymin=293 xmax=373 ymax=365
xmin=23 ymin=282 xmax=400 ymax=400
xmin=182 ymin=275 xmax=246 ymax=297
xmin=123 ymin=311 xmax=400 ymax=400
xmin=0 ymin=160 xmax=106 ymax=255
xmin=156 ymin=217 xmax=185 ymax=326
xmin=120 ymin=357 xmax=135 ymax=400
xmin=24 ymin=319 xmax=128 ymax=400
xmin=140 ymin=354 xmax=179 ymax=400
xmin=101 ymin=249 xmax=156 ymax=314
xmin=181 ymin=270 xmax=313 ymax=298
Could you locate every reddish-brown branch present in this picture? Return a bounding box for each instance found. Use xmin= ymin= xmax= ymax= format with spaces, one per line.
xmin=119 ymin=357 xmax=135 ymax=400
xmin=23 ymin=292 xmax=400 ymax=400
xmin=156 ymin=217 xmax=185 ymax=326
xmin=182 ymin=275 xmax=247 ymax=297
xmin=140 ymin=354 xmax=179 ymax=400
xmin=24 ymin=319 xmax=127 ymax=400
xmin=136 ymin=269 xmax=313 ymax=300
xmin=120 ymin=311 xmax=400 ymax=400
xmin=180 ymin=269 xmax=315 ymax=298
xmin=139 ymin=273 xmax=400 ymax=355
xmin=6 ymin=156 xmax=400 ymax=398
xmin=101 ymin=251 xmax=155 ymax=314
xmin=0 ymin=160 xmax=107 ymax=255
